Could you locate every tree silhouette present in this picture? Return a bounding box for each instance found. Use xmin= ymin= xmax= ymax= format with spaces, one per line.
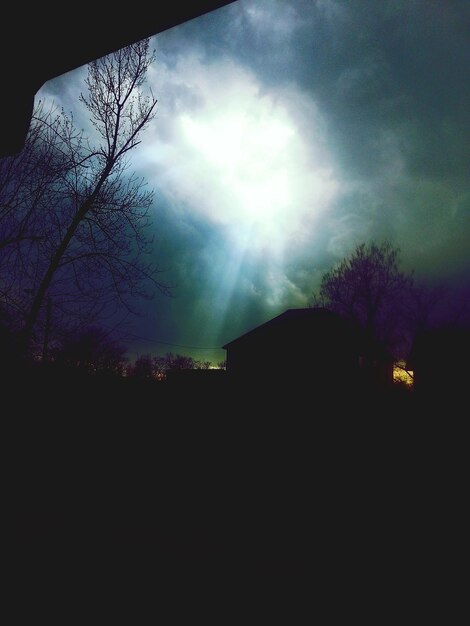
xmin=54 ymin=326 xmax=127 ymax=376
xmin=0 ymin=39 xmax=170 ymax=357
xmin=0 ymin=103 xmax=71 ymax=320
xmin=128 ymin=352 xmax=213 ymax=379
xmin=130 ymin=353 xmax=157 ymax=379
xmin=311 ymin=241 xmax=414 ymax=359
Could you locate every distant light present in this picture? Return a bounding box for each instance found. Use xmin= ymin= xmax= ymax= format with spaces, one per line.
xmin=393 ymin=362 xmax=414 ymax=387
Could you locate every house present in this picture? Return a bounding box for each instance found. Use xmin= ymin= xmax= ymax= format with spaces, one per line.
xmin=222 ymin=307 xmax=393 ymax=392
xmin=408 ymin=327 xmax=470 ymax=396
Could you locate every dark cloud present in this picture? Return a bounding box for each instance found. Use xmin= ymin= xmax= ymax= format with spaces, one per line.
xmin=37 ymin=0 xmax=470 ymax=359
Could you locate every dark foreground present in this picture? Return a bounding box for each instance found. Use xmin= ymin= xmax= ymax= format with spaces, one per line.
xmin=9 ymin=368 xmax=467 ymax=615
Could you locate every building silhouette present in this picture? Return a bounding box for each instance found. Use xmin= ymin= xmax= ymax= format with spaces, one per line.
xmin=223 ymin=307 xmax=393 ymax=393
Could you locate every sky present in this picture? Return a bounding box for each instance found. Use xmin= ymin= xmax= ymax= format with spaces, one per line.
xmin=38 ymin=0 xmax=470 ymax=364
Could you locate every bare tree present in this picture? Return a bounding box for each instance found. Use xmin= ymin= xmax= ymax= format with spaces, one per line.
xmin=53 ymin=326 xmax=127 ymax=376
xmin=130 ymin=353 xmax=157 ymax=379
xmin=129 ymin=352 xmax=211 ymax=380
xmin=0 ymin=103 xmax=72 ymax=324
xmin=311 ymin=241 xmax=414 ymax=358
xmin=195 ymin=359 xmax=212 ymax=370
xmin=163 ymin=353 xmax=198 ymax=370
xmin=407 ymin=282 xmax=470 ymax=335
xmin=2 ymin=38 xmax=170 ymax=354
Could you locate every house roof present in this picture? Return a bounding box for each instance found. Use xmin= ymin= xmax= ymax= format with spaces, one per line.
xmin=222 ymin=307 xmax=350 ymax=349
xmin=222 ymin=307 xmax=394 ymax=362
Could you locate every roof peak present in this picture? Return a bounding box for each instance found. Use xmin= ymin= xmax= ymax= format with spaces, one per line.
xmin=222 ymin=306 xmax=341 ymax=349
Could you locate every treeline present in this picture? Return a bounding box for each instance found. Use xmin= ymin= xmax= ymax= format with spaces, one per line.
xmin=0 ymin=322 xmax=224 ymax=379
xmin=129 ymin=352 xmax=226 ymax=379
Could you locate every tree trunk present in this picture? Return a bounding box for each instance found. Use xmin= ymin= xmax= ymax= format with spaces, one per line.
xmin=21 ymin=164 xmax=112 ymax=347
